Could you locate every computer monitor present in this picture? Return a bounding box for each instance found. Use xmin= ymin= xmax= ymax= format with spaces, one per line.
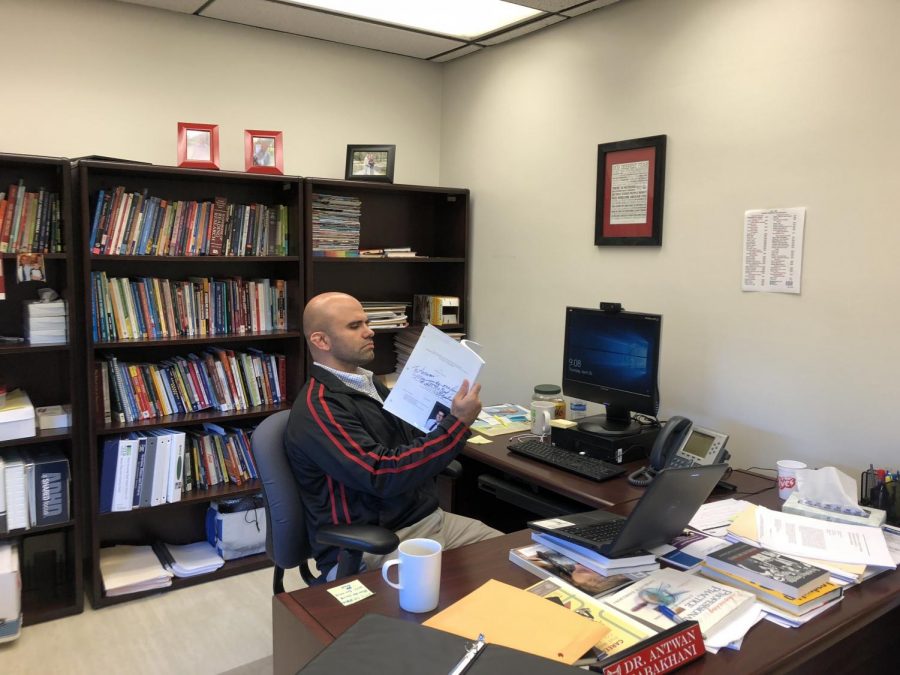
xmin=561 ymin=306 xmax=661 ymax=437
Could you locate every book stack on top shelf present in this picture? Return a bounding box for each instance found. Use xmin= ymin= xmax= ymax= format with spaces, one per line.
xmin=310 ymin=192 xmax=360 ymax=256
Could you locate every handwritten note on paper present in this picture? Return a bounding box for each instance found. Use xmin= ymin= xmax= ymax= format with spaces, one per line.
xmin=742 ymin=207 xmax=805 ymax=294
xmin=383 ymin=324 xmax=484 ymax=432
xmin=327 ymin=579 xmax=374 ymax=606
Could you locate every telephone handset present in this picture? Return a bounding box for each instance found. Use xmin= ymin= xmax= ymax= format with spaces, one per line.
xmin=628 ymin=416 xmax=730 ymax=487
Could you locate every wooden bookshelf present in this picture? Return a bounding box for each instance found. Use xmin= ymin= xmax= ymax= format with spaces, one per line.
xmin=77 ymin=161 xmax=304 ymax=608
xmin=0 ymin=152 xmax=84 ymax=625
xmin=304 ymin=178 xmax=469 ymax=375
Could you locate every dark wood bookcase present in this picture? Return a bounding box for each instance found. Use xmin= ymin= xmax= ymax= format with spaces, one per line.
xmin=0 ymin=153 xmax=84 ymax=625
xmin=304 ymin=178 xmax=469 ymax=375
xmin=77 ymin=161 xmax=305 ymax=607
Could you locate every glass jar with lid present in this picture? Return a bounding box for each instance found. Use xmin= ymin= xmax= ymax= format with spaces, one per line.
xmin=532 ymin=384 xmax=566 ymax=420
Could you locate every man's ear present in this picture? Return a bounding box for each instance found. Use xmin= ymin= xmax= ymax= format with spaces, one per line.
xmin=308 ymin=331 xmax=330 ymax=351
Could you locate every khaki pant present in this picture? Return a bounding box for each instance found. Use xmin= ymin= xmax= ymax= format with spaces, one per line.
xmin=325 ymin=508 xmax=501 ymax=581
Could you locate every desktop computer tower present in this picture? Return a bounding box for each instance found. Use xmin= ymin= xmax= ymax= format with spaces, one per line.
xmin=550 ymin=424 xmax=660 ymax=464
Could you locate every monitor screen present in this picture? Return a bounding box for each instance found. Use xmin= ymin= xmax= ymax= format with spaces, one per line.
xmin=562 ymin=306 xmax=661 ymax=436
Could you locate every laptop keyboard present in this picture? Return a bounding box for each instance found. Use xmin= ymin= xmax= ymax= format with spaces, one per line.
xmin=507 ymin=440 xmax=625 ymax=482
xmin=564 ymin=520 xmax=626 ymax=542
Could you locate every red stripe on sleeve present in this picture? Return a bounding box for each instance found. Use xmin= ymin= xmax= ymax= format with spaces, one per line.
xmin=325 ymin=475 xmax=339 ymax=524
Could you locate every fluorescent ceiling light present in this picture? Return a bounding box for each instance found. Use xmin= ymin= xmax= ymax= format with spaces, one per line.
xmin=287 ymin=1 xmax=544 ymax=39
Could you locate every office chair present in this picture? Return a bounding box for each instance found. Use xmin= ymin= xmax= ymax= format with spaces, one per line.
xmin=252 ymin=410 xmax=399 ymax=593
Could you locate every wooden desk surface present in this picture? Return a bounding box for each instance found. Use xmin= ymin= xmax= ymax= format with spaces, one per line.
xmin=274 ymin=470 xmax=900 ymax=674
xmin=461 ymin=432 xmax=776 ymax=510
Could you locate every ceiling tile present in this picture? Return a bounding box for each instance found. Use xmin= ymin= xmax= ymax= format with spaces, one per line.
xmin=562 ymin=0 xmax=620 ymax=18
xmin=203 ymin=0 xmax=466 ymax=59
xmin=430 ymin=44 xmax=484 ymax=63
xmin=479 ymin=14 xmax=566 ymax=46
xmin=118 ymin=0 xmax=207 ymax=12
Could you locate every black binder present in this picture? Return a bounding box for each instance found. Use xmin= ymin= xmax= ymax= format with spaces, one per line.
xmin=299 ymin=613 xmax=583 ymax=674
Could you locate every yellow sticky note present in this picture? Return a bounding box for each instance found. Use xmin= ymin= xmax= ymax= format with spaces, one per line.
xmin=327 ymin=579 xmax=374 ymax=606
xmin=468 ymin=435 xmax=492 ymax=444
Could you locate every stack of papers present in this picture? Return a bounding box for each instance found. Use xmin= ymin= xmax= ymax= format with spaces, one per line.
xmin=361 ymin=301 xmax=408 ymax=330
xmin=99 ymin=545 xmax=173 ymax=596
xmin=471 ymin=404 xmax=531 ymax=436
xmin=157 ymin=541 xmax=224 ymax=578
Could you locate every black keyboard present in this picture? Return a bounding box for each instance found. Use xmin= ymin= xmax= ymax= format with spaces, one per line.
xmin=507 ymin=440 xmax=626 ymax=482
xmin=564 ymin=520 xmax=626 ymax=541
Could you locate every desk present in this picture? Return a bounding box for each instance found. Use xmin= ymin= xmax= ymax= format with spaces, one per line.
xmin=273 ymin=469 xmax=900 ymax=674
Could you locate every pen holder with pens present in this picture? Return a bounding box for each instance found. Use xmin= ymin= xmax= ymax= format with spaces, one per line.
xmin=859 ymin=469 xmax=900 ymax=526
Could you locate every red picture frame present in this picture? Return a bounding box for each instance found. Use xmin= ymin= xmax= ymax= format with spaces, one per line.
xmin=244 ymin=129 xmax=284 ymax=175
xmin=177 ymin=122 xmax=220 ymax=170
xmin=595 ymin=135 xmax=666 ymax=246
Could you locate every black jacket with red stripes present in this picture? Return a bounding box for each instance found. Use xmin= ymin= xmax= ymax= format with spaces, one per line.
xmin=284 ymin=365 xmax=472 ymax=574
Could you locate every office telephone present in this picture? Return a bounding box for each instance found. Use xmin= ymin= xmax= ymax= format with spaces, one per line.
xmin=628 ymin=416 xmax=730 ymax=486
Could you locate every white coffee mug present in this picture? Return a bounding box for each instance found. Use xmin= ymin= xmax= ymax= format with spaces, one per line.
xmin=777 ymin=459 xmax=807 ymax=500
xmin=381 ymin=538 xmax=442 ymax=613
xmin=531 ymin=401 xmax=555 ymax=437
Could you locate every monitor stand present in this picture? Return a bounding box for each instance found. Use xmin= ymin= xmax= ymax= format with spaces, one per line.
xmin=576 ymin=407 xmax=642 ymax=437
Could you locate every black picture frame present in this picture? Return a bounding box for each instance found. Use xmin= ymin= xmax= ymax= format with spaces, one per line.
xmin=595 ymin=134 xmax=666 ymax=246
xmin=345 ymin=144 xmax=396 ymax=183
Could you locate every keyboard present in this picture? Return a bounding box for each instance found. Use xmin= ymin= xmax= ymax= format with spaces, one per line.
xmin=563 ymin=520 xmax=626 ymax=542
xmin=507 ymin=440 xmax=626 ymax=482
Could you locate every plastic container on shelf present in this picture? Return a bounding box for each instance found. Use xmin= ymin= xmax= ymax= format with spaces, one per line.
xmin=532 ymin=384 xmax=565 ymax=420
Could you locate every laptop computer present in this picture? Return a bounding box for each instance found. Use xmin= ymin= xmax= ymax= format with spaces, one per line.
xmin=528 ymin=464 xmax=727 ymax=559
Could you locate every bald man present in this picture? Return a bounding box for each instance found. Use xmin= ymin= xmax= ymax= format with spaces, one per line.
xmin=285 ymin=292 xmax=500 ymax=581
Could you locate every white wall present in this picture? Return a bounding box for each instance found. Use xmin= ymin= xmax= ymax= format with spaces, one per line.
xmin=4 ymin=0 xmax=896 ymax=476
xmin=441 ymin=0 xmax=900 ymax=475
xmin=0 ymin=0 xmax=442 ymax=183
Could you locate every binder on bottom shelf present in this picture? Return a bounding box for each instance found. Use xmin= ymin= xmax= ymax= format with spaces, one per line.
xmin=299 ymin=613 xmax=584 ymax=674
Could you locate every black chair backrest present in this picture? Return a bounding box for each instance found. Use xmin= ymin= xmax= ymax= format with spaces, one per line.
xmin=251 ymin=410 xmax=309 ymax=571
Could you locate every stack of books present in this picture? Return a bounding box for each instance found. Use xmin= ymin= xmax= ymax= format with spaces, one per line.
xmin=310 ymin=193 xmax=361 ymax=256
xmin=509 ymin=542 xmax=636 ymax=598
xmin=24 ymin=299 xmax=67 ymax=345
xmin=361 ymin=301 xmax=408 ymax=330
xmin=530 ymin=530 xmax=661 ymax=577
xmin=359 ymin=247 xmax=420 ymax=258
xmin=98 ymin=544 xmax=173 ymax=597
xmin=155 ymin=541 xmax=224 ymax=578
xmin=699 ymin=541 xmax=843 ymax=623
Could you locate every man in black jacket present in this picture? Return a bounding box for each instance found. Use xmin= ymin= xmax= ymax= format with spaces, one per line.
xmin=285 ymin=292 xmax=499 ymax=580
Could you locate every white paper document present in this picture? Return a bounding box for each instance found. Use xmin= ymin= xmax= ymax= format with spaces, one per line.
xmin=382 ymin=324 xmax=484 ymax=432
xmin=755 ymin=506 xmax=896 ymax=568
xmin=688 ymin=499 xmax=753 ymax=536
xmin=742 ymin=207 xmax=805 ymax=293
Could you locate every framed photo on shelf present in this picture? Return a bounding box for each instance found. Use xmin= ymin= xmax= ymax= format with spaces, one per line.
xmin=595 ymin=134 xmax=666 ymax=246
xmin=244 ymin=129 xmax=284 ymax=175
xmin=345 ymin=144 xmax=395 ymax=183
xmin=177 ymin=122 xmax=220 ymax=170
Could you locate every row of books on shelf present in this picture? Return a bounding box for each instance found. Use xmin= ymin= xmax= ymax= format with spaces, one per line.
xmin=90 ymin=272 xmax=287 ymax=342
xmin=88 ymin=188 xmax=289 ymax=256
xmin=0 ymin=180 xmax=63 ymax=254
xmin=0 ymin=448 xmax=71 ymax=534
xmin=99 ymin=425 xmax=258 ymax=513
xmin=97 ymin=348 xmax=285 ymax=424
xmin=310 ymin=192 xmax=360 ymax=256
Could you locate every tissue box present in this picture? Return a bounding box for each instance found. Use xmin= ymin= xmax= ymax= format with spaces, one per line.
xmin=205 ymin=504 xmax=266 ymax=561
xmin=783 ymin=491 xmax=886 ymax=527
